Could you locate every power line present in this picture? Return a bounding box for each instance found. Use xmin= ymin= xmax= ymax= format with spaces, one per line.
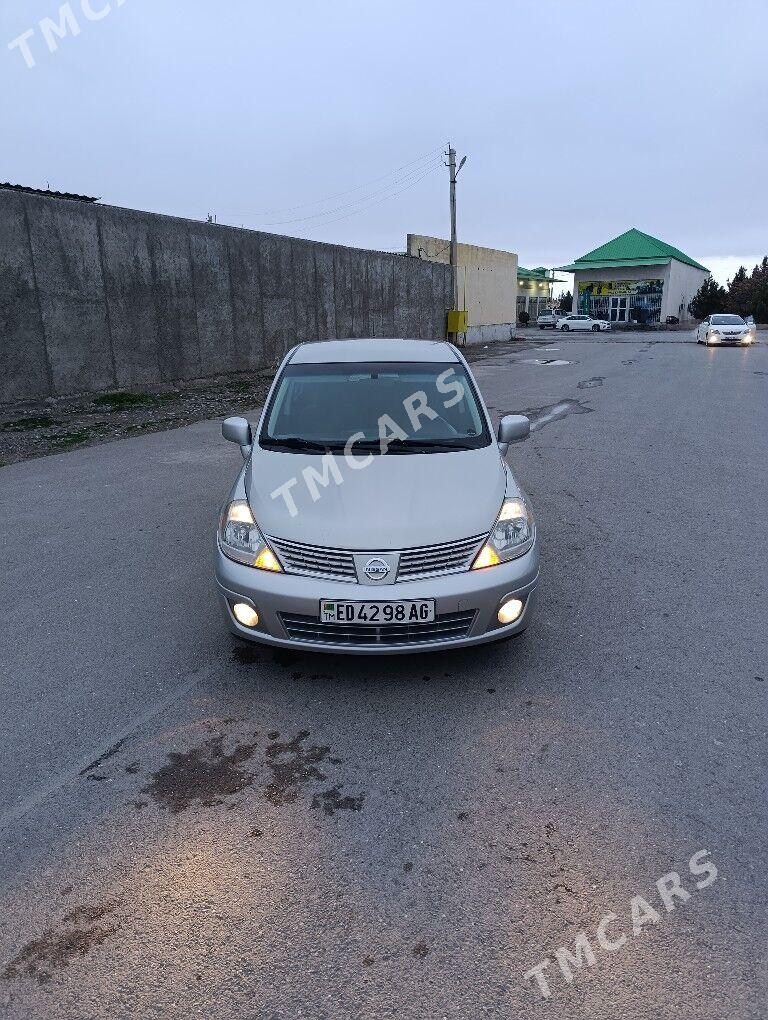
xmin=236 ymin=157 xmax=443 ymax=227
xmin=296 ymin=163 xmax=441 ymax=232
xmin=226 ymin=146 xmax=443 ymax=219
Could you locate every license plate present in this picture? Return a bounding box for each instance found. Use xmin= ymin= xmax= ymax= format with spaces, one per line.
xmin=320 ymin=599 xmax=435 ymax=625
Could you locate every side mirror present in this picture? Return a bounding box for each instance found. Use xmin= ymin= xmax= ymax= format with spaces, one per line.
xmin=497 ymin=414 xmax=530 ymax=455
xmin=222 ymin=416 xmax=253 ymax=459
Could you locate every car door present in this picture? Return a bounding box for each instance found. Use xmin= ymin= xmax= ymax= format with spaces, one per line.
xmin=578 ymin=315 xmax=590 ymax=331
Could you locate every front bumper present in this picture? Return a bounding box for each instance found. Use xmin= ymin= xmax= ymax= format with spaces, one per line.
xmin=707 ymin=334 xmax=753 ymax=345
xmin=215 ymin=541 xmax=539 ymax=655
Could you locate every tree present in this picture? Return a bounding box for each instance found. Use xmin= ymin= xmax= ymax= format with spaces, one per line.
xmin=725 ymin=259 xmax=768 ymax=322
xmin=750 ymin=258 xmax=768 ymax=323
xmin=689 ymin=276 xmax=727 ymax=319
xmin=726 ymin=265 xmax=749 ymax=316
xmin=557 ymin=290 xmax=572 ymax=313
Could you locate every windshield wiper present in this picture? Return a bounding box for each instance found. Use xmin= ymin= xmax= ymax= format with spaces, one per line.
xmin=352 ymin=438 xmax=478 ymax=453
xmin=261 ymin=437 xmax=345 ymax=453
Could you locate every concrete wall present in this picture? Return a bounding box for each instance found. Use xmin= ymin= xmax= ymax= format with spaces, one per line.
xmin=406 ymin=234 xmax=518 ymax=340
xmin=0 ymin=191 xmax=452 ymax=402
xmin=664 ymin=259 xmax=709 ymax=322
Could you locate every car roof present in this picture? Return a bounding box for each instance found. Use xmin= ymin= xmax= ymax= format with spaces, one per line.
xmin=288 ymin=339 xmax=460 ymax=364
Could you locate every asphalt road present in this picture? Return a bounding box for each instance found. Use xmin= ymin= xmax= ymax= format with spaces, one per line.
xmin=0 ymin=335 xmax=766 ymax=1019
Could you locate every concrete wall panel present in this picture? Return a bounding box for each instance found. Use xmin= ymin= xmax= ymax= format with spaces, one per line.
xmin=313 ymin=247 xmax=336 ymax=340
xmin=26 ymin=196 xmax=115 ymax=395
xmin=333 ymin=248 xmax=353 ymax=338
xmin=364 ymin=255 xmax=383 ymax=338
xmin=393 ymin=257 xmax=420 ymax=337
xmin=190 ymin=227 xmax=237 ymax=377
xmin=432 ymin=262 xmax=449 ymax=341
xmin=0 ymin=197 xmax=50 ymax=401
xmin=227 ymin=230 xmax=264 ymax=368
xmin=259 ymin=234 xmax=296 ymax=363
xmin=98 ymin=209 xmax=161 ymax=388
xmin=145 ymin=218 xmax=200 ymax=381
xmin=290 ymin=240 xmax=317 ymax=347
xmin=382 ymin=257 xmax=396 ymax=338
xmin=350 ymin=254 xmax=369 ymax=337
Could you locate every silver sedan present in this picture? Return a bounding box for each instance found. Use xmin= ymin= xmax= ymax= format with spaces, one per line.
xmin=215 ymin=339 xmax=539 ymax=654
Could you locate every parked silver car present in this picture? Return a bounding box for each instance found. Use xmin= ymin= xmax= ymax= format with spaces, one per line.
xmin=215 ymin=339 xmax=539 ymax=654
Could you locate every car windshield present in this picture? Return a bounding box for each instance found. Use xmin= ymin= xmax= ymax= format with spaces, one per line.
xmin=260 ymin=361 xmax=491 ymax=454
xmin=711 ymin=314 xmax=745 ymax=325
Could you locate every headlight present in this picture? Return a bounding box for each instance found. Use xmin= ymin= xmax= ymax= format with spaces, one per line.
xmin=218 ymin=500 xmax=282 ymax=571
xmin=472 ymin=497 xmax=534 ymax=569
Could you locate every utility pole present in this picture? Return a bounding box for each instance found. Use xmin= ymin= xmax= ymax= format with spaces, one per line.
xmin=446 ymin=143 xmax=467 ymax=343
xmin=448 ymin=144 xmax=458 ymax=314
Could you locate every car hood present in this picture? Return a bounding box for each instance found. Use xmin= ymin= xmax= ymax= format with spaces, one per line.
xmin=245 ymin=444 xmax=506 ymax=549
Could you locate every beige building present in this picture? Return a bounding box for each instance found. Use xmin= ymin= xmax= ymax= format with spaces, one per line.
xmin=407 ymin=233 xmax=518 ymax=342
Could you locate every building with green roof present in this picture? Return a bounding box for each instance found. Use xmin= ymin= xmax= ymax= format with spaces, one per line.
xmin=516 ymin=266 xmax=565 ymax=322
xmin=557 ymin=228 xmax=709 ymax=324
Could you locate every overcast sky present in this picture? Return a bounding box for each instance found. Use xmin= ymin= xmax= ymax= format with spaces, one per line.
xmin=2 ymin=0 xmax=766 ymax=291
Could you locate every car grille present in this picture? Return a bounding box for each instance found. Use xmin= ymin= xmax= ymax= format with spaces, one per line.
xmin=267 ymin=536 xmax=357 ymax=582
xmin=266 ymin=534 xmax=485 ymax=583
xmin=397 ymin=535 xmax=485 ymax=580
xmin=278 ymin=610 xmax=477 ymax=647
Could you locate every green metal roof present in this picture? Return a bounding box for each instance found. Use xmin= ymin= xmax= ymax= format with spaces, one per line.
xmin=556 ymin=228 xmax=709 ymax=274
xmin=517 ymin=265 xmax=565 ymax=282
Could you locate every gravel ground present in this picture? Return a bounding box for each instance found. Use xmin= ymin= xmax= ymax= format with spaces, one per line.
xmin=0 ymin=371 xmax=275 ymax=467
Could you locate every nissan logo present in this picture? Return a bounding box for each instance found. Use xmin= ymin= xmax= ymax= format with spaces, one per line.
xmin=364 ymin=557 xmax=390 ymax=581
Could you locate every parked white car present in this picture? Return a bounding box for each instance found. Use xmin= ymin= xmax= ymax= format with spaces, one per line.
xmin=536 ymin=310 xmax=562 ymax=329
xmin=557 ymin=313 xmax=611 ymax=332
xmin=695 ymin=313 xmax=755 ymax=346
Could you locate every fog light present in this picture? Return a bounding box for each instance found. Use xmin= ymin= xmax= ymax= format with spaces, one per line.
xmin=233 ymin=602 xmax=259 ymax=627
xmin=497 ymin=598 xmax=523 ymax=625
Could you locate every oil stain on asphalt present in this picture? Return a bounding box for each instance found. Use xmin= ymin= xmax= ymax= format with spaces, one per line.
xmin=311 ymin=786 xmax=365 ymax=816
xmin=577 ymin=376 xmax=604 ymax=389
xmin=2 ymin=902 xmax=121 ymax=984
xmin=136 ymin=727 xmax=364 ymax=816
xmin=141 ymin=733 xmax=258 ymax=813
